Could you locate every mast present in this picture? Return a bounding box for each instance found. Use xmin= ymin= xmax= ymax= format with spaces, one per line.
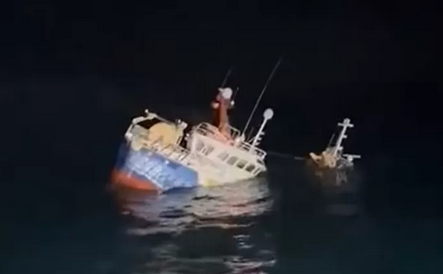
xmin=251 ymin=108 xmax=274 ymax=148
xmin=211 ymin=87 xmax=234 ymax=138
xmin=221 ymin=67 xmax=233 ymax=88
xmin=210 ymin=68 xmax=236 ymax=138
xmin=332 ymin=118 xmax=353 ymax=157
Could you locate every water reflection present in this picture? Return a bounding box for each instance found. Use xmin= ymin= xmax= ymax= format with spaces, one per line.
xmin=111 ymin=178 xmax=276 ymax=273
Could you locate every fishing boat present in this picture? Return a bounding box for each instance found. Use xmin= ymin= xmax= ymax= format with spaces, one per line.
xmin=110 ymin=86 xmax=275 ymax=192
xmin=111 ymin=59 xmax=283 ymax=193
xmin=309 ymin=118 xmax=361 ymax=170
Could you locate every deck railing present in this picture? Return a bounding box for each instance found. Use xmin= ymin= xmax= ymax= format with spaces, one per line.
xmin=130 ymin=125 xmax=190 ymax=162
xmin=193 ymin=123 xmax=267 ymax=159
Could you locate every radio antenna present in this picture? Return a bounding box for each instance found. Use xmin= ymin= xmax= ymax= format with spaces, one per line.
xmin=221 ymin=67 xmax=233 ymax=88
xmin=232 ymin=87 xmax=240 ymax=101
xmin=241 ymin=57 xmax=283 ymax=136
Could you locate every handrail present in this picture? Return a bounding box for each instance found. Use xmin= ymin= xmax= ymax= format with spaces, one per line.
xmin=193 ymin=123 xmax=267 ymax=159
xmin=198 ymin=123 xmax=241 ymax=140
xmin=130 ymin=126 xmax=188 ymax=154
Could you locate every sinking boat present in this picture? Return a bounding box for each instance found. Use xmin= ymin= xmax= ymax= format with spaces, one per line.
xmin=306 ymin=119 xmax=363 ymax=216
xmin=111 ymin=87 xmax=275 ymax=193
xmin=309 ymin=118 xmax=361 ymax=170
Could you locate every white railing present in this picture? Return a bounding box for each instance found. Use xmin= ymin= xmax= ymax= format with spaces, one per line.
xmin=193 ymin=123 xmax=267 ymax=159
xmin=196 ymin=122 xmax=241 ymax=140
xmin=129 ymin=126 xmax=190 ymax=161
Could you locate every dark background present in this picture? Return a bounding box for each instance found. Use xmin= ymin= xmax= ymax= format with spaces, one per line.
xmin=1 ymin=1 xmax=442 ymax=217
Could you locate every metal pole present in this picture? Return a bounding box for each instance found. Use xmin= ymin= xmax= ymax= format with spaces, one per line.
xmin=241 ymin=57 xmax=283 ymax=136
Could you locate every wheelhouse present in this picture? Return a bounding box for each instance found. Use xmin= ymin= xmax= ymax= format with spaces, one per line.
xmin=189 ymin=123 xmax=266 ymax=177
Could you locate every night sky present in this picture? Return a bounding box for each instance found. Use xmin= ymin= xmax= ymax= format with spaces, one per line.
xmin=1 ymin=2 xmax=442 ymax=205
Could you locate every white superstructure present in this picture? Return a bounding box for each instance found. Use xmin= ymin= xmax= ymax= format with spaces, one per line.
xmin=186 ymin=120 xmax=269 ymax=185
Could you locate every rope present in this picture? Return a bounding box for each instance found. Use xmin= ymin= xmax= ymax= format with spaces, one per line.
xmin=267 ymin=151 xmax=306 ymax=161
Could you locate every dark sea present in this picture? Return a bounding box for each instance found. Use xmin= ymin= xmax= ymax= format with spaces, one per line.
xmin=3 ymin=158 xmax=443 ymax=274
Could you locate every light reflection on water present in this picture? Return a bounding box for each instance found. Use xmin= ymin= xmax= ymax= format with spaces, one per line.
xmin=112 ymin=178 xmax=276 ymax=273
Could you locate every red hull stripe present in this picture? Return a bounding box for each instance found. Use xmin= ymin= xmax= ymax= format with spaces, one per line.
xmin=111 ymin=169 xmax=159 ymax=192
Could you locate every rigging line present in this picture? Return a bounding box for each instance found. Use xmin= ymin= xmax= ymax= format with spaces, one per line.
xmin=327 ymin=133 xmax=335 ymax=147
xmin=267 ymin=151 xmax=305 ymax=161
xmin=241 ymin=57 xmax=283 ymax=136
xmin=246 ymin=126 xmax=255 ymax=142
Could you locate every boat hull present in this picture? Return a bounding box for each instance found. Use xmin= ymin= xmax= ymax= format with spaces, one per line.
xmin=111 ymin=142 xmax=199 ymax=192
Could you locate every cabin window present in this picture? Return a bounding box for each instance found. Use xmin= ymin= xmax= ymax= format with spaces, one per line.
xmin=227 ymin=156 xmax=239 ymax=166
xmin=257 ymin=159 xmax=265 ymax=166
xmin=218 ymin=152 xmax=229 ymax=161
xmin=203 ymin=145 xmax=214 ymax=156
xmin=245 ymin=164 xmax=256 ymax=173
xmin=196 ymin=140 xmax=205 ymax=152
xmin=236 ymin=160 xmax=247 ymax=169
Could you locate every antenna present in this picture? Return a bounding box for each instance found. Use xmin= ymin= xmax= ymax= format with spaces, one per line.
xmin=241 ymin=57 xmax=283 ymax=136
xmin=251 ymin=108 xmax=274 ymax=148
xmin=232 ymin=87 xmax=240 ymax=101
xmin=221 ymin=67 xmax=233 ymax=88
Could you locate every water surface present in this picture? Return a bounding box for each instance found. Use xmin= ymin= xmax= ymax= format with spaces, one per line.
xmin=3 ymin=161 xmax=443 ymax=274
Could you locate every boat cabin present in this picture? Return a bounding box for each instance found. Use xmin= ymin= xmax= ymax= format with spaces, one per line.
xmin=187 ymin=122 xmax=266 ymax=180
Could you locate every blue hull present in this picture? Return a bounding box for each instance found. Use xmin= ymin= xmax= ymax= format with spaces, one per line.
xmin=112 ymin=142 xmax=199 ymax=192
